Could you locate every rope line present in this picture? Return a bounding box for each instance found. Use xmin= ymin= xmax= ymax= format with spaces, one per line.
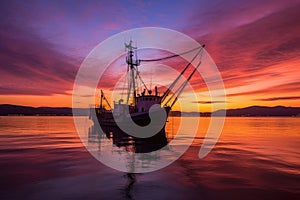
xmin=139 ymin=45 xmax=205 ymax=62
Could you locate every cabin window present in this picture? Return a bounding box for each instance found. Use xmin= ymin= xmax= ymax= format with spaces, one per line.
xmin=145 ymin=97 xmax=148 ymax=101
xmin=141 ymin=107 xmax=144 ymax=112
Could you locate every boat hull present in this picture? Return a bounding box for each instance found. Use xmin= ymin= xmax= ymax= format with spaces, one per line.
xmin=96 ymin=106 xmax=170 ymax=128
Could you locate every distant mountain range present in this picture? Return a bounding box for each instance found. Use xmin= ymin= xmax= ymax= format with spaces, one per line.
xmin=214 ymin=106 xmax=300 ymax=117
xmin=0 ymin=104 xmax=88 ymax=116
xmin=0 ymin=104 xmax=299 ymax=117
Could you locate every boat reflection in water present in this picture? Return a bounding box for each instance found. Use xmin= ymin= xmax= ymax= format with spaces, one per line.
xmin=88 ymin=123 xmax=169 ymax=154
xmin=88 ymin=122 xmax=171 ymax=199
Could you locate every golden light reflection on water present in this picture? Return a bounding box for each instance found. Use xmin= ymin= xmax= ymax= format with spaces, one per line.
xmin=0 ymin=116 xmax=83 ymax=150
xmin=166 ymin=116 xmax=300 ymax=172
xmin=1 ymin=116 xmax=299 ymax=167
xmin=2 ymin=116 xmax=299 ymax=168
xmin=0 ymin=116 xmax=299 ymax=197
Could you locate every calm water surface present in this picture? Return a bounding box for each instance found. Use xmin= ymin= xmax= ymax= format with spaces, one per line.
xmin=0 ymin=116 xmax=299 ymax=200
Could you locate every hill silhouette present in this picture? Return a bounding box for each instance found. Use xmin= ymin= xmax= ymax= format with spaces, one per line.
xmin=0 ymin=104 xmax=299 ymax=116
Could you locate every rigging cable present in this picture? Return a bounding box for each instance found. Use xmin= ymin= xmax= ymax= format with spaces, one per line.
xmin=161 ymin=45 xmax=205 ymax=102
xmin=164 ymin=48 xmax=204 ymax=108
xmin=136 ymin=69 xmax=150 ymax=92
xmin=165 ymin=60 xmax=202 ymax=108
xmin=139 ymin=45 xmax=204 ymax=62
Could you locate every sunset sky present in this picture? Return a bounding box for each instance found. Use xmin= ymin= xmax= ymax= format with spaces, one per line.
xmin=0 ymin=0 xmax=300 ymax=112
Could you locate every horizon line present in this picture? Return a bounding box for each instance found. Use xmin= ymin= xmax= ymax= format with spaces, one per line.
xmin=1 ymin=103 xmax=300 ymax=110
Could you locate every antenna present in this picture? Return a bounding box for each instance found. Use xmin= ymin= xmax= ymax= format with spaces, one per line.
xmin=150 ymin=67 xmax=153 ymax=92
xmin=135 ymin=40 xmax=138 ymax=61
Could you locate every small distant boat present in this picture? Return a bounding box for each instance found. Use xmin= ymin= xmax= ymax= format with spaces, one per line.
xmin=91 ymin=40 xmax=205 ymax=137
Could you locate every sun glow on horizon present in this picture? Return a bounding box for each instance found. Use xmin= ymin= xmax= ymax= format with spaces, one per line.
xmin=0 ymin=1 xmax=299 ymax=111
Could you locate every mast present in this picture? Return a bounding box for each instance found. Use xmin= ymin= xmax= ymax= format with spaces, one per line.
xmin=125 ymin=40 xmax=140 ymax=105
xmin=100 ymin=90 xmax=103 ymax=109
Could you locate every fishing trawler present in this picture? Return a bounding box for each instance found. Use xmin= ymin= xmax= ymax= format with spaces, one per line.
xmin=92 ymin=41 xmax=205 ymax=135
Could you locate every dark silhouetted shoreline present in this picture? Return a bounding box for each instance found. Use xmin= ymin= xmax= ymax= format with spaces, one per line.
xmin=1 ymin=104 xmax=299 ymax=117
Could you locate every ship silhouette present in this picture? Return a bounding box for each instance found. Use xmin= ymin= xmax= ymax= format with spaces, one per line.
xmin=90 ymin=41 xmax=205 ymax=151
